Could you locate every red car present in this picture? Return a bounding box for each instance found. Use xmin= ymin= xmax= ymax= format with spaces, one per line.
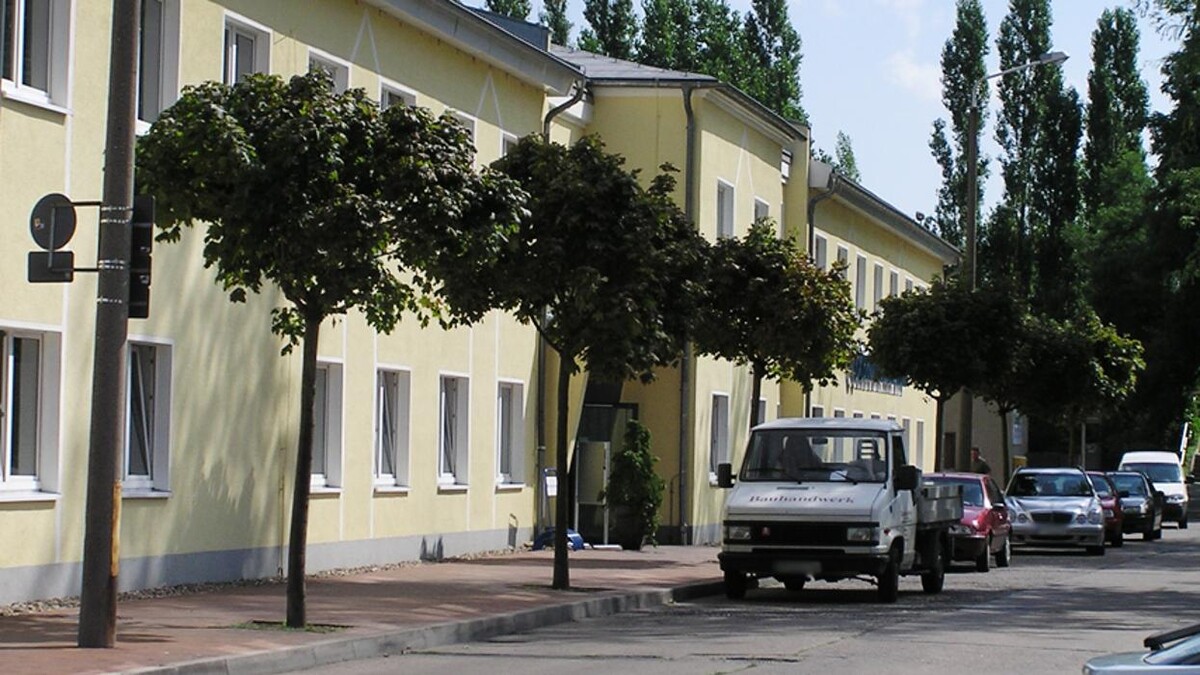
xmin=1086 ymin=471 xmax=1124 ymax=547
xmin=926 ymin=472 xmax=1013 ymax=571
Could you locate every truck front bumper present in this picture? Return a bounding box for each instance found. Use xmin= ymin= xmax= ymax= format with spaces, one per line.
xmin=718 ymin=549 xmax=889 ymax=578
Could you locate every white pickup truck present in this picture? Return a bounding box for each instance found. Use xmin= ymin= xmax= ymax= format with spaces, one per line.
xmin=716 ymin=418 xmax=962 ymax=602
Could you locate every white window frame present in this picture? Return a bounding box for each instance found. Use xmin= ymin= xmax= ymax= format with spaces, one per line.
xmin=709 ymin=393 xmax=730 ymax=476
xmin=753 ymin=197 xmax=770 ymax=225
xmin=1 ymin=0 xmax=71 ymax=109
xmin=222 ymin=12 xmax=270 ymax=84
xmin=136 ymin=0 xmax=180 ymax=128
xmin=496 ymin=380 xmax=525 ymax=486
xmin=124 ymin=339 xmax=172 ymax=494
xmin=501 ymin=131 xmax=518 ymax=158
xmin=833 ymin=408 xmax=845 ymax=418
xmin=888 ymin=269 xmax=899 ymax=298
xmin=308 ymin=47 xmax=349 ymax=94
xmin=310 ymin=360 xmax=344 ymax=490
xmin=810 ymin=405 xmax=824 ymax=418
xmin=905 ymin=277 xmax=914 ymax=293
xmin=449 ymin=110 xmax=476 ymax=157
xmin=836 ymin=245 xmax=849 ymax=279
xmin=374 ymin=367 xmax=411 ymax=489
xmin=873 ymin=263 xmax=884 ymax=310
xmin=716 ymin=180 xmax=735 ymax=239
xmin=854 ymin=254 xmax=867 ymax=309
xmin=813 ymin=235 xmax=828 ymax=270
xmin=380 ymin=79 xmax=416 ymax=110
xmin=0 ymin=327 xmax=61 ymax=495
xmin=438 ymin=374 xmax=469 ymax=486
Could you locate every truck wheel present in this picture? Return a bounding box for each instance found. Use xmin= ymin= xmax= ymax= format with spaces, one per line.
xmin=878 ymin=549 xmax=900 ymax=603
xmin=724 ymin=571 xmax=748 ymax=600
xmin=922 ymin=538 xmax=946 ymax=593
xmin=995 ymin=535 xmax=1012 ymax=568
xmin=975 ymin=536 xmax=991 ymax=573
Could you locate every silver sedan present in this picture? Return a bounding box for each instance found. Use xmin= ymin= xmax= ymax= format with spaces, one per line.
xmin=1005 ymin=468 xmax=1106 ymax=555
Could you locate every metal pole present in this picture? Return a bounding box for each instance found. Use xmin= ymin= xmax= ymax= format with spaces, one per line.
xmin=78 ymin=0 xmax=140 ymax=648
xmin=956 ymin=98 xmax=980 ymax=472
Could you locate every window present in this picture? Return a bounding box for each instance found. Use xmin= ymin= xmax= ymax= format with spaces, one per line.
xmin=813 ymin=235 xmax=827 ymax=270
xmin=852 ymin=411 xmax=864 ymax=419
xmin=902 ymin=418 xmax=912 ymax=463
xmin=781 ymin=149 xmax=792 ymax=183
xmin=873 ymin=263 xmax=884 ymax=310
xmin=223 ymin=14 xmax=269 ymax=84
xmin=836 ymin=245 xmax=849 ymax=279
xmin=716 ymin=181 xmax=735 ymax=239
xmin=125 ymin=341 xmax=172 ymax=493
xmin=496 ymin=382 xmax=524 ymax=484
xmin=854 ymin=254 xmax=867 ymax=309
xmin=137 ymin=0 xmax=180 ymax=124
xmin=1 ymin=329 xmax=60 ymax=493
xmin=870 ymin=413 xmax=881 ymax=420
xmin=501 ymin=132 xmax=518 ymax=157
xmin=753 ymin=198 xmax=770 ymax=224
xmin=308 ymin=49 xmax=349 ymax=94
xmin=374 ymin=369 xmax=410 ymax=488
xmin=709 ymin=394 xmax=729 ymax=475
xmin=311 ymin=361 xmax=343 ymax=489
xmin=757 ymin=398 xmax=768 ymax=426
xmin=905 ymin=277 xmax=914 ymax=293
xmin=1 ymin=0 xmax=69 ymax=106
xmin=381 ymin=83 xmax=415 ymax=110
xmin=439 ymin=375 xmax=469 ymax=485
xmin=833 ymin=409 xmax=845 ymax=418
xmin=916 ymin=420 xmax=926 ymax=465
xmin=810 ymin=405 xmax=824 ymax=418
xmin=889 ymin=270 xmax=899 ymax=298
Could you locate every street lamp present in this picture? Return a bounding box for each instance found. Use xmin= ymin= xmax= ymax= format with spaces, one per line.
xmin=956 ymin=50 xmax=1068 ymax=472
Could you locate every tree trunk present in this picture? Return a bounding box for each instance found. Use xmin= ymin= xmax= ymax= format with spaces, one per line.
xmin=749 ymin=363 xmax=765 ymax=431
xmin=552 ymin=353 xmax=573 ymax=590
xmin=999 ymin=408 xmax=1011 ymax=486
xmin=934 ymin=397 xmax=947 ymax=472
xmin=286 ymin=315 xmax=321 ymax=628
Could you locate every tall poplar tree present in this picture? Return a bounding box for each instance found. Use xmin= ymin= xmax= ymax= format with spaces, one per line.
xmin=541 ymin=0 xmax=572 ymax=46
xmin=638 ymin=0 xmax=698 ymax=69
xmin=694 ymin=0 xmax=746 ymax=84
xmin=740 ymin=0 xmax=806 ymax=123
xmin=486 ymin=0 xmax=531 ymax=20
xmin=579 ymin=0 xmax=640 ymax=59
xmin=929 ymin=0 xmax=989 ymax=251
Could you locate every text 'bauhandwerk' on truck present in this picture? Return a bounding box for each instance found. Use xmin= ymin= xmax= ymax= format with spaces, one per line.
xmin=716 ymin=418 xmax=962 ymax=602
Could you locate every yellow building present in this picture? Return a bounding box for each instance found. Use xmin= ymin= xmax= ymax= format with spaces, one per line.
xmin=0 ymin=0 xmax=958 ymax=603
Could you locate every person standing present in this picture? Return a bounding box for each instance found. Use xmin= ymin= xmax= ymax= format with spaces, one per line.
xmin=970 ymin=447 xmax=992 ymax=475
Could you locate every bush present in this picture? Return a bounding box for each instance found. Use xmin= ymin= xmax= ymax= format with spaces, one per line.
xmin=605 ymin=420 xmax=665 ymax=548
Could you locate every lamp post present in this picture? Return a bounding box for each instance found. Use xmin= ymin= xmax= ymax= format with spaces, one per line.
xmin=956 ymin=50 xmax=1068 ymax=472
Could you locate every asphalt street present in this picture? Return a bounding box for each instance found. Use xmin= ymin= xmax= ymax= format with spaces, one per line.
xmin=308 ymin=524 xmax=1200 ymax=674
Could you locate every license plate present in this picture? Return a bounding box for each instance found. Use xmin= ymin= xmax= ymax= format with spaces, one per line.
xmin=774 ymin=560 xmax=821 ymax=576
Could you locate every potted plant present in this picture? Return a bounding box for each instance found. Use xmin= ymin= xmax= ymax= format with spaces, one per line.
xmin=604 ymin=420 xmax=665 ymax=550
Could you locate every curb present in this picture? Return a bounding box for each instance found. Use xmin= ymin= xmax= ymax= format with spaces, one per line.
xmin=123 ymin=580 xmax=724 ymax=675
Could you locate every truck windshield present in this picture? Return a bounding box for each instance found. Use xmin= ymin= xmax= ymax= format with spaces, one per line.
xmin=1122 ymin=463 xmax=1183 ymax=483
xmin=739 ymin=429 xmax=888 ymax=483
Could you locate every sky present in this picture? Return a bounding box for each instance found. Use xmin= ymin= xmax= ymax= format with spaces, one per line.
xmin=469 ymin=0 xmax=1179 ymax=223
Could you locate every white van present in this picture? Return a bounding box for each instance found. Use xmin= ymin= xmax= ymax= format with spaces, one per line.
xmin=1119 ymin=450 xmax=1188 ymax=528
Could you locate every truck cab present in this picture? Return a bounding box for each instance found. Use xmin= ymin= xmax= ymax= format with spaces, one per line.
xmin=716 ymin=418 xmax=959 ymax=602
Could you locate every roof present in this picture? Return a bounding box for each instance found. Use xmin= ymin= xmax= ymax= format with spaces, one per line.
xmin=810 ymin=158 xmax=960 ymax=265
xmin=365 ymin=0 xmax=583 ymax=95
xmin=752 ymin=417 xmax=902 ymax=433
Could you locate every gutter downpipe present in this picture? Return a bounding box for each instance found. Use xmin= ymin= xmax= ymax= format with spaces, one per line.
xmin=805 ymin=171 xmax=840 ymax=418
xmin=536 ymin=81 xmax=587 ymax=537
xmin=679 ymin=83 xmax=698 ymax=545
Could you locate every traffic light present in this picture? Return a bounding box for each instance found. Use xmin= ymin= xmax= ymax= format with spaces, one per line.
xmin=129 ymin=195 xmax=154 ymax=319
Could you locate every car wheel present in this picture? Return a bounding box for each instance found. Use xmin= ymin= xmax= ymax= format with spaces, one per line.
xmin=1153 ymin=524 xmax=1163 ymax=540
xmin=922 ymin=537 xmax=946 ymax=594
xmin=724 ymin=571 xmax=748 ymax=600
xmin=1110 ymin=528 xmax=1124 ymax=548
xmin=878 ymin=548 xmax=901 ymax=603
xmin=1181 ymin=516 xmax=1189 ymax=530
xmin=975 ymin=536 xmax=991 ymax=573
xmin=995 ymin=535 xmax=1012 ymax=567
xmin=1144 ymin=523 xmax=1155 ymax=541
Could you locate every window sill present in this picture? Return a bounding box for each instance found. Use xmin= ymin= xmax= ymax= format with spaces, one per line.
xmin=437 ymin=484 xmax=469 ymax=494
xmin=1 ymin=84 xmax=70 ymax=116
xmin=122 ymin=489 xmax=171 ymax=500
xmin=0 ymin=490 xmax=61 ymax=504
xmin=311 ymin=487 xmax=342 ymax=497
xmin=373 ymin=485 xmax=410 ymax=496
xmin=495 ymin=482 xmax=525 ymax=493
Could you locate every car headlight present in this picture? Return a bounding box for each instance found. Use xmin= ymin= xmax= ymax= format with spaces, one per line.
xmin=1103 ymin=508 xmax=1114 ymax=518
xmin=726 ymin=525 xmax=752 ymax=541
xmin=1016 ymin=513 xmax=1029 ymax=523
xmin=846 ymin=526 xmax=875 ymax=543
xmin=1087 ymin=510 xmax=1103 ymax=525
xmin=1138 ymin=502 xmax=1149 ymax=513
xmin=1167 ymin=494 xmax=1186 ymax=503
xmin=1076 ymin=512 xmax=1088 ymax=524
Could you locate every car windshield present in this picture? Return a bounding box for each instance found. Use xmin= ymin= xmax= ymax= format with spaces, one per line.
xmin=1007 ymin=472 xmax=1092 ymax=497
xmin=739 ymin=429 xmax=888 ymax=483
xmin=1123 ymin=462 xmax=1183 ymax=483
xmin=1109 ymin=473 xmax=1148 ymax=496
xmin=927 ymin=477 xmax=984 ymax=506
xmin=1087 ymin=475 xmax=1113 ymax=498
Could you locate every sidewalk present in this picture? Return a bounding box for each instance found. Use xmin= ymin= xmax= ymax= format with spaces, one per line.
xmin=0 ymin=546 xmax=723 ymax=675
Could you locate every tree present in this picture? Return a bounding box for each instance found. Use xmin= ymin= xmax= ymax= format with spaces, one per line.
xmin=136 ymin=72 xmax=524 ymax=627
xmin=486 ymin=0 xmax=531 ymax=20
xmin=971 ymin=289 xmax=1034 ymax=481
xmin=579 ymin=0 xmax=640 ymax=59
xmin=541 ymin=0 xmax=572 ymax=46
xmin=693 ymin=0 xmax=747 ymax=84
xmin=491 ymin=135 xmax=707 ymax=589
xmin=869 ymin=279 xmax=993 ymax=470
xmin=929 ymin=0 xmax=989 ymax=251
xmin=740 ymin=0 xmax=806 ymax=123
xmin=638 ymin=0 xmax=698 ymax=70
xmin=693 ymin=222 xmax=861 ymax=430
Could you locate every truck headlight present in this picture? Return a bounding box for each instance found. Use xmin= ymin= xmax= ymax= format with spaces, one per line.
xmin=726 ymin=525 xmax=752 ymax=541
xmin=846 ymin=527 xmax=874 ymax=543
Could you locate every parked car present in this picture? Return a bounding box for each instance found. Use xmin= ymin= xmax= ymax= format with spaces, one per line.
xmin=1005 ymin=467 xmax=1106 ymax=555
xmin=1087 ymin=471 xmax=1125 ymax=547
xmin=1084 ymin=622 xmax=1200 ymax=673
xmin=926 ymin=472 xmax=1012 ymax=571
xmin=1107 ymin=470 xmax=1164 ymax=541
xmin=1120 ymin=450 xmax=1189 ymax=528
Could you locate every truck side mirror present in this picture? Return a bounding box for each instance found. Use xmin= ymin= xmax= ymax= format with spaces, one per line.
xmin=895 ymin=464 xmax=919 ymax=491
xmin=717 ymin=463 xmax=734 ymax=488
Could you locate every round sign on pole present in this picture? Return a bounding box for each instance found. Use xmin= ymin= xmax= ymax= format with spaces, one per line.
xmin=30 ymin=193 xmax=77 ymax=251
